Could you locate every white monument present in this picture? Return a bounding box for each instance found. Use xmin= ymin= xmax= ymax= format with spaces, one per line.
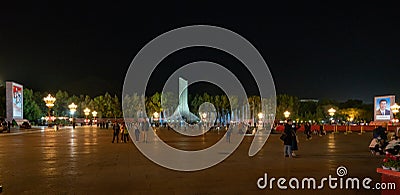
xmin=169 ymin=77 xmax=199 ymax=123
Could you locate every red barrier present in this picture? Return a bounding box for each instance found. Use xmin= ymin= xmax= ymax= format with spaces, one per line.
xmin=274 ymin=125 xmax=400 ymax=132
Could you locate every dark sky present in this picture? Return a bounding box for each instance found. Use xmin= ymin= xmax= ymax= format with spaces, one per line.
xmin=1 ymin=1 xmax=399 ymax=103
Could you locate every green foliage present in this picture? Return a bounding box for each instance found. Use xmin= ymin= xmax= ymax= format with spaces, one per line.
xmin=0 ymin=85 xmax=5 ymax=117
xmin=276 ymin=94 xmax=300 ymax=120
xmin=1 ymin=86 xmax=375 ymax=124
xmin=23 ymin=88 xmax=43 ymax=121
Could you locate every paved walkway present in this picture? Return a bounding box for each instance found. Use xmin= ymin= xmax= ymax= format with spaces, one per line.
xmin=0 ymin=126 xmax=387 ymax=194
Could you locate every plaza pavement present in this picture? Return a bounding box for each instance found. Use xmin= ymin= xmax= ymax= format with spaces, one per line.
xmin=0 ymin=126 xmax=387 ymax=194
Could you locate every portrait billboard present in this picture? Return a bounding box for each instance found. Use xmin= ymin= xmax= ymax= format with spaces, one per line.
xmin=374 ymin=95 xmax=395 ymax=121
xmin=6 ymin=81 xmax=23 ymax=120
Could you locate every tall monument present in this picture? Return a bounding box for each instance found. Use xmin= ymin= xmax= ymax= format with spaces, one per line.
xmin=169 ymin=77 xmax=199 ymax=123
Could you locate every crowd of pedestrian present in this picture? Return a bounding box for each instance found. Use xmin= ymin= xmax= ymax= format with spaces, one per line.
xmin=112 ymin=120 xmax=150 ymax=143
xmin=279 ymin=119 xmax=330 ymax=158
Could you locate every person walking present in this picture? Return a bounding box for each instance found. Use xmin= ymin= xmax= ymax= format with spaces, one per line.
xmin=319 ymin=123 xmax=324 ymax=136
xmin=112 ymin=122 xmax=120 ymax=143
xmin=304 ymin=122 xmax=312 ymax=140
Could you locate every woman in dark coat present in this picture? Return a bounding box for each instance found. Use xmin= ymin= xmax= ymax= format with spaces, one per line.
xmin=291 ymin=122 xmax=300 ymax=156
xmin=283 ymin=120 xmax=295 ymax=157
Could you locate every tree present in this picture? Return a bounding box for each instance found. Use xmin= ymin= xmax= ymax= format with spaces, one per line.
xmin=23 ymin=88 xmax=43 ymax=122
xmin=190 ymin=94 xmax=203 ymax=116
xmin=276 ymin=94 xmax=300 ymax=120
xmin=145 ymin=92 xmax=161 ymax=117
xmin=112 ymin=95 xmax=122 ymax=118
xmin=0 ymin=84 xmax=5 ymax=117
xmin=298 ymin=101 xmax=318 ymax=121
xmin=53 ymin=90 xmax=69 ymax=117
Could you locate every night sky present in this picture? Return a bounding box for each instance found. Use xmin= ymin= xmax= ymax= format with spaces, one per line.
xmin=1 ymin=1 xmax=400 ymax=103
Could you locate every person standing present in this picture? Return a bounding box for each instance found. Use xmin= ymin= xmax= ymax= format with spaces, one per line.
xmin=291 ymin=122 xmax=300 ymax=156
xmin=282 ymin=120 xmax=295 ymax=158
xmin=7 ymin=121 xmax=11 ymax=133
xmin=134 ymin=123 xmax=140 ymax=141
xmin=112 ymin=122 xmax=120 ymax=143
xmin=226 ymin=127 xmax=232 ymax=143
xmin=120 ymin=123 xmax=125 ymax=142
xmin=122 ymin=123 xmax=129 ymax=143
xmin=142 ymin=119 xmax=150 ymax=143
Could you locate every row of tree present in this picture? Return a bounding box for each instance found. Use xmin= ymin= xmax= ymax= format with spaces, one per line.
xmin=22 ymin=89 xmax=122 ymax=122
xmin=0 ymin=86 xmax=374 ymax=123
xmin=133 ymin=93 xmax=373 ymax=123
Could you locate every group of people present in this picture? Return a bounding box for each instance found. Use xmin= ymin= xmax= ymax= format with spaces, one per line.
xmin=369 ymin=124 xmax=393 ymax=155
xmin=97 ymin=121 xmax=110 ymax=129
xmin=112 ymin=121 xmax=150 ymax=143
xmin=112 ymin=122 xmax=129 ymax=143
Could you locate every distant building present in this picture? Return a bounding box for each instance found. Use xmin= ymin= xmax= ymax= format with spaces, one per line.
xmin=300 ymin=99 xmax=319 ymax=103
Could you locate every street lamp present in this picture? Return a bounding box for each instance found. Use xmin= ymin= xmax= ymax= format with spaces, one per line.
xmin=201 ymin=112 xmax=207 ymax=120
xmin=68 ymin=103 xmax=77 ymax=116
xmin=390 ymin=103 xmax=399 ymax=124
xmin=328 ymin=108 xmax=336 ymax=117
xmin=84 ymin=108 xmax=90 ymax=124
xmin=84 ymin=108 xmax=90 ymax=118
xmin=43 ymin=94 xmax=56 ymax=124
xmin=284 ymin=111 xmax=291 ymax=119
xmin=153 ymin=112 xmax=159 ymax=119
xmin=258 ymin=112 xmax=264 ymax=128
xmin=391 ymin=103 xmax=399 ymax=116
xmin=92 ymin=110 xmax=97 ymax=125
xmin=92 ymin=110 xmax=97 ymax=118
xmin=328 ymin=108 xmax=338 ymax=133
xmin=68 ymin=103 xmax=77 ymax=127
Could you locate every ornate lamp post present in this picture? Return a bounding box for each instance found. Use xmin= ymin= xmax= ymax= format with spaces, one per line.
xmin=328 ymin=108 xmax=336 ymax=118
xmin=284 ymin=111 xmax=290 ymax=120
xmin=153 ymin=112 xmax=159 ymax=126
xmin=68 ymin=103 xmax=77 ymax=116
xmin=84 ymin=108 xmax=90 ymax=125
xmin=68 ymin=103 xmax=77 ymax=128
xmin=92 ymin=110 xmax=97 ymax=125
xmin=201 ymin=112 xmax=207 ymax=129
xmin=390 ymin=103 xmax=399 ymax=124
xmin=258 ymin=112 xmax=264 ymax=128
xmin=328 ymin=108 xmax=337 ymax=133
xmin=43 ymin=94 xmax=56 ymax=124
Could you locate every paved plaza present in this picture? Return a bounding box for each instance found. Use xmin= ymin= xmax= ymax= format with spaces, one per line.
xmin=0 ymin=126 xmax=387 ymax=194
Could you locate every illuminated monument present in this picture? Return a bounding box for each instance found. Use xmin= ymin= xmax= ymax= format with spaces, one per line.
xmin=169 ymin=77 xmax=199 ymax=123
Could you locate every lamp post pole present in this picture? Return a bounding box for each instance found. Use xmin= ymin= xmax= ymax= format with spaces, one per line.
xmin=92 ymin=111 xmax=97 ymax=126
xmin=68 ymin=103 xmax=77 ymax=128
xmin=328 ymin=108 xmax=337 ymax=133
xmin=84 ymin=108 xmax=90 ymax=125
xmin=284 ymin=111 xmax=290 ymax=121
xmin=43 ymin=94 xmax=56 ymax=126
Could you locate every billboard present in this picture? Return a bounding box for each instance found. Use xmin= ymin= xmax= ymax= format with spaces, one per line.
xmin=374 ymin=95 xmax=395 ymax=121
xmin=6 ymin=81 xmax=23 ymax=121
